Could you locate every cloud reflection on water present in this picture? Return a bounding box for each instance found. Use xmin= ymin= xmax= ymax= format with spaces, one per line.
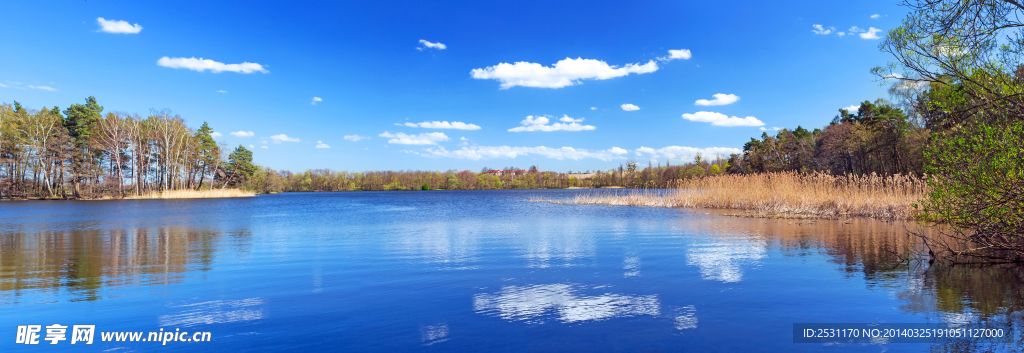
xmin=686 ymin=238 xmax=767 ymax=283
xmin=158 ymin=298 xmax=265 ymax=327
xmin=473 ymin=284 xmax=659 ymax=324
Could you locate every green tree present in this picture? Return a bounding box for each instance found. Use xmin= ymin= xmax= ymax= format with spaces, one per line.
xmin=194 ymin=122 xmax=220 ymax=189
xmin=221 ymin=145 xmax=256 ymax=188
xmin=62 ymin=96 xmax=103 ymax=198
xmin=877 ymin=0 xmax=1024 ymax=261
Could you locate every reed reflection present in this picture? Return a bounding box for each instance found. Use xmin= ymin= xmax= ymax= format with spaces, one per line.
xmin=683 ymin=212 xmax=1024 ymax=323
xmin=0 ymin=226 xmax=237 ymax=303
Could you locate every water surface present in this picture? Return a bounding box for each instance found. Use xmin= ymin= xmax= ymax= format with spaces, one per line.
xmin=1 ymin=190 xmax=1020 ymax=351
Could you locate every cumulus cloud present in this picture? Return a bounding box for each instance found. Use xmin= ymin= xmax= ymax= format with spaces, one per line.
xmin=379 ymin=131 xmax=450 ymax=145
xmin=590 ymin=107 xmax=597 ymax=110
xmin=418 ymin=39 xmax=447 ymax=50
xmin=400 ymin=121 xmax=481 ymax=130
xmin=261 ymin=145 xmax=269 ymax=149
xmin=621 ymin=103 xmax=640 ymax=111
xmin=508 ymin=115 xmax=596 ymax=132
xmin=681 ymin=111 xmax=764 ymax=127
xmin=843 ymin=105 xmax=860 ymax=112
xmin=249 ymin=144 xmax=254 ymax=148
xmin=230 ymin=131 xmax=255 ymax=137
xmin=694 ymin=93 xmax=739 ymax=106
xmin=812 ymin=24 xmax=834 ymax=35
xmin=344 ymin=134 xmax=369 ymax=142
xmin=316 ymin=141 xmax=330 ymax=149
xmin=658 ymin=49 xmax=692 ymax=62
xmin=459 ymin=137 xmax=469 ymax=146
xmin=860 ymin=27 xmax=883 ymax=39
xmin=871 ymin=14 xmax=880 ymax=19
xmin=311 ymin=97 xmax=322 ymax=105
xmin=97 ymin=17 xmax=142 ymax=34
xmin=471 ymin=57 xmax=658 ymax=89
xmin=270 ymin=134 xmax=301 ymax=143
xmin=412 ymin=145 xmax=630 ymax=161
xmin=28 ymin=85 xmax=57 ymax=92
xmin=634 ymin=146 xmax=743 ymax=162
xmin=210 ymin=132 xmax=223 ymax=137
xmin=759 ymin=127 xmax=782 ymax=132
xmin=157 ymin=57 xmax=268 ymax=74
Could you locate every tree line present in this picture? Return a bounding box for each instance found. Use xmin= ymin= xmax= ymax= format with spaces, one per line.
xmin=0 ymin=97 xmax=256 ymax=199
xmin=239 ymin=156 xmax=731 ymax=194
xmin=727 ymin=99 xmax=931 ymax=176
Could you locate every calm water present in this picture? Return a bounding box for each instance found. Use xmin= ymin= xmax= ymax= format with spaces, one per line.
xmin=1 ymin=190 xmax=1021 ymax=351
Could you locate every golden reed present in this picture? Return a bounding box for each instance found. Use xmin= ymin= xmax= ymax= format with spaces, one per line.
xmin=546 ymin=172 xmax=930 ymax=220
xmin=124 ymin=188 xmax=256 ymax=199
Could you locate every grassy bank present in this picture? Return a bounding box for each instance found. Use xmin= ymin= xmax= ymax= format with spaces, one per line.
xmin=539 ymin=172 xmax=930 ymax=220
xmin=122 ymin=189 xmax=256 ymax=199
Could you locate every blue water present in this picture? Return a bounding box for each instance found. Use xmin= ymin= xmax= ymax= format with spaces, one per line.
xmin=0 ymin=190 xmax=1018 ymax=351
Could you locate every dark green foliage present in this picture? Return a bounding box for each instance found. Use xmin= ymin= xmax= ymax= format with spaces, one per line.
xmin=63 ymin=96 xmax=103 ymax=145
xmin=223 ymin=145 xmax=256 ymax=187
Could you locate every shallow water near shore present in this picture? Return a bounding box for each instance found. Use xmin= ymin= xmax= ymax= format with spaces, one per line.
xmin=1 ymin=190 xmax=1020 ymax=351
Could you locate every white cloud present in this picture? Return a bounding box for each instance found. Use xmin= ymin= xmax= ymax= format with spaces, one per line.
xmin=157 ymin=57 xmax=268 ymax=74
xmin=590 ymin=107 xmax=597 ymax=110
xmin=694 ymin=93 xmax=739 ymax=106
xmin=270 ymin=134 xmax=301 ymax=143
xmin=97 ymin=17 xmax=142 ymax=34
xmin=249 ymin=144 xmax=254 ymax=148
xmin=418 ymin=39 xmax=447 ymax=50
xmin=681 ymin=111 xmax=764 ymax=127
xmin=508 ymin=115 xmax=596 ymax=132
xmin=812 ymin=24 xmax=834 ymax=35
xmin=210 ymin=132 xmax=223 ymax=137
xmin=261 ymin=145 xmax=269 ymax=149
xmin=0 ymin=83 xmax=7 ymax=88
xmin=379 ymin=131 xmax=449 ymax=145
xmin=216 ymin=90 xmax=227 ymax=93
xmin=843 ymin=105 xmax=860 ymax=112
xmin=343 ymin=134 xmax=369 ymax=142
xmin=413 ymin=145 xmax=629 ymax=161
xmin=621 ymin=103 xmax=640 ymax=111
xmin=459 ymin=137 xmax=469 ymax=146
xmin=759 ymin=127 xmax=782 ymax=131
xmin=837 ymin=32 xmax=847 ymax=37
xmin=316 ymin=140 xmax=330 ymax=149
xmin=400 ymin=121 xmax=481 ymax=130
xmin=860 ymin=27 xmax=883 ymax=40
xmin=658 ymin=49 xmax=692 ymax=62
xmin=871 ymin=14 xmax=880 ymax=19
xmin=471 ymin=57 xmax=658 ymax=89
xmin=28 ymin=85 xmax=57 ymax=92
xmin=634 ymin=146 xmax=743 ymax=161
xmin=230 ymin=131 xmax=255 ymax=137
xmin=311 ymin=97 xmax=322 ymax=105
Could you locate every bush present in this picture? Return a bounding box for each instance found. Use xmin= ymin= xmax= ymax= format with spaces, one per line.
xmin=922 ymin=122 xmax=1024 ymax=262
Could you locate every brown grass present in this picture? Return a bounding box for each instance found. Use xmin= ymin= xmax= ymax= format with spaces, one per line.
xmin=123 ymin=188 xmax=256 ymax=199
xmin=540 ymin=172 xmax=931 ymax=220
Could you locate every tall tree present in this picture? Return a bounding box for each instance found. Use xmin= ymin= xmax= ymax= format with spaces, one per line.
xmin=63 ymin=96 xmax=103 ymax=198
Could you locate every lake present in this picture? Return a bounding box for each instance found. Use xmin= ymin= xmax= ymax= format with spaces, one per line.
xmin=1 ymin=190 xmax=1020 ymax=351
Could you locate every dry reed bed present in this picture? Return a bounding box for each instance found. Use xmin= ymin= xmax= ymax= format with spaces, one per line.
xmin=546 ymin=172 xmax=930 ymax=220
xmin=123 ymin=188 xmax=255 ymax=199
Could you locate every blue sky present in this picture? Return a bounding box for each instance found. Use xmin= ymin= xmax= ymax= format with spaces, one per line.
xmin=0 ymin=0 xmax=903 ymax=172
